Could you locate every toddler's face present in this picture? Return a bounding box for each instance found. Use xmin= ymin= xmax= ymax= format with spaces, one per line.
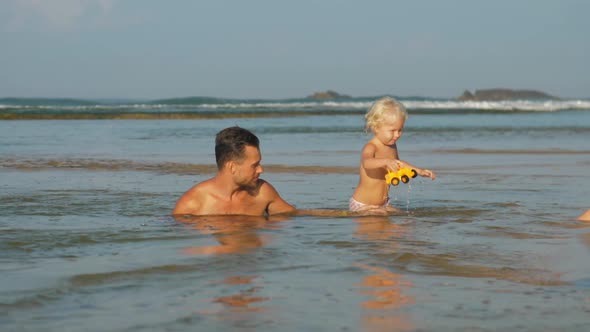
xmin=374 ymin=113 xmax=405 ymax=146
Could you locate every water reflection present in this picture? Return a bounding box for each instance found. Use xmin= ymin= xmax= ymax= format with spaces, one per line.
xmin=175 ymin=214 xmax=287 ymax=255
xmin=581 ymin=232 xmax=590 ymax=250
xmin=197 ymin=274 xmax=272 ymax=329
xmin=354 ymin=215 xmax=411 ymax=242
xmin=211 ymin=275 xmax=269 ymax=313
xmin=174 ymin=215 xmax=288 ymax=324
xmin=353 ymin=216 xmax=416 ymax=331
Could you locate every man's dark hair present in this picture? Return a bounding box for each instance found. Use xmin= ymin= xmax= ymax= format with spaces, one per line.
xmin=215 ymin=126 xmax=260 ymax=169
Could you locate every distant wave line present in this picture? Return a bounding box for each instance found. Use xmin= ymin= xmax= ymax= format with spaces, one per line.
xmin=0 ymin=158 xmax=358 ymax=174
xmin=1 ymin=99 xmax=590 ymax=113
xmin=3 ymin=108 xmax=590 ymax=121
xmin=226 ymin=126 xmax=590 ymax=135
xmin=0 ymin=110 xmax=364 ymax=120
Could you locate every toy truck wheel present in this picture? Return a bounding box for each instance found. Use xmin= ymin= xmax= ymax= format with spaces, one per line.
xmin=401 ymin=175 xmax=410 ymax=183
xmin=392 ymin=178 xmax=400 ymax=186
xmin=411 ymin=169 xmax=418 ymax=178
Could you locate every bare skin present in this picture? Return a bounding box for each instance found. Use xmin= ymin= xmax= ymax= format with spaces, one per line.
xmin=578 ymin=209 xmax=590 ymax=221
xmin=351 ymin=113 xmax=435 ymax=214
xmin=172 ymin=142 xmax=395 ymax=218
xmin=173 ymin=145 xmax=295 ymax=217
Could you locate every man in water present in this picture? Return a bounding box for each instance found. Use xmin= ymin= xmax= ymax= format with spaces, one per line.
xmin=173 ymin=126 xmax=296 ymax=216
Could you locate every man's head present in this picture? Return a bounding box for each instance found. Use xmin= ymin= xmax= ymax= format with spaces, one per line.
xmin=215 ymin=126 xmax=260 ymax=170
xmin=215 ymin=127 xmax=263 ymax=189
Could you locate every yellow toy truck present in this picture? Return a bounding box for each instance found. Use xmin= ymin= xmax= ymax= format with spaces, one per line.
xmin=385 ymin=168 xmax=418 ymax=186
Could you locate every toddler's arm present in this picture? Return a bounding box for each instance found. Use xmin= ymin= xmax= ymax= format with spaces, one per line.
xmin=397 ymin=160 xmax=436 ymax=180
xmin=360 ymin=143 xmax=403 ymax=171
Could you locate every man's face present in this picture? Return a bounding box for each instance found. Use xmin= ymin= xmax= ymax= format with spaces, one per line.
xmin=233 ymin=145 xmax=263 ymax=188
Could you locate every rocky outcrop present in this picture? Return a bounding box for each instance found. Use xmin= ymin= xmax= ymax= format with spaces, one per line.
xmin=458 ymin=89 xmax=559 ymax=101
xmin=306 ymin=90 xmax=352 ymax=100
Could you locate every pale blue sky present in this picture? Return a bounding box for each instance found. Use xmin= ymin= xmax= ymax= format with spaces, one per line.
xmin=1 ymin=0 xmax=588 ymax=99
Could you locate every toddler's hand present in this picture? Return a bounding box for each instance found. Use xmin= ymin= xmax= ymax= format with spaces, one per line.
xmin=418 ymin=168 xmax=436 ymax=180
xmin=385 ymin=160 xmax=402 ymax=172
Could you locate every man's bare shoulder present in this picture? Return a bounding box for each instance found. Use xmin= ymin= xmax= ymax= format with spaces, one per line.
xmin=579 ymin=209 xmax=590 ymax=221
xmin=184 ymin=179 xmax=216 ymax=197
xmin=256 ymin=179 xmax=281 ymax=198
xmin=172 ymin=179 xmax=214 ymax=215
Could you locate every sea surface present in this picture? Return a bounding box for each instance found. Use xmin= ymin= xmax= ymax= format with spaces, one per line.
xmin=1 ymin=96 xmax=590 ymax=331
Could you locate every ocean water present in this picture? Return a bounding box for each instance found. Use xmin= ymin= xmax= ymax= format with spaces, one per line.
xmin=1 ymin=97 xmax=590 ymax=331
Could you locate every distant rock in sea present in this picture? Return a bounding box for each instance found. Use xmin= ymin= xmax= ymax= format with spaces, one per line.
xmin=306 ymin=90 xmax=352 ymax=100
xmin=458 ymin=88 xmax=559 ymax=101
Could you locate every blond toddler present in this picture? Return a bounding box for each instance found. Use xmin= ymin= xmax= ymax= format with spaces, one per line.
xmin=349 ymin=97 xmax=436 ymax=214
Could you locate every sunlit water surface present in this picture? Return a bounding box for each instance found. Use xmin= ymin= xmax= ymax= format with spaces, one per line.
xmin=2 ymin=109 xmax=590 ymax=331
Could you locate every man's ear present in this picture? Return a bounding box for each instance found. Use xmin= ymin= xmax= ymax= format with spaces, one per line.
xmin=227 ymin=160 xmax=236 ymax=174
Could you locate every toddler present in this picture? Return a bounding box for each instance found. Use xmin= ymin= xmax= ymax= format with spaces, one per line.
xmin=349 ymin=96 xmax=436 ymax=214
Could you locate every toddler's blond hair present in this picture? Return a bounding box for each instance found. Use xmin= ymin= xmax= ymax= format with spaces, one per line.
xmin=365 ymin=96 xmax=408 ymax=132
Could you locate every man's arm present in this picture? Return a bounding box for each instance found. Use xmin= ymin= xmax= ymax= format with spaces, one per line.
xmin=261 ymin=181 xmax=296 ymax=216
xmin=296 ymin=209 xmax=399 ymax=217
xmin=296 ymin=209 xmax=350 ymax=217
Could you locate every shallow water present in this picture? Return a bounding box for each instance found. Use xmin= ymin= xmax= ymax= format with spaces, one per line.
xmin=2 ymin=105 xmax=590 ymax=331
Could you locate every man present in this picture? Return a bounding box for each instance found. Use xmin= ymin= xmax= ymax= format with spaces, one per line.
xmin=173 ymin=126 xmax=296 ymax=216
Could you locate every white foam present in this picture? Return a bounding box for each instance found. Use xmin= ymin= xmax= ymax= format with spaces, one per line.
xmin=192 ymin=101 xmax=373 ymax=110
xmin=1 ymin=99 xmax=589 ymax=112
xmin=402 ymin=100 xmax=590 ymax=112
xmin=183 ymin=99 xmax=590 ymax=112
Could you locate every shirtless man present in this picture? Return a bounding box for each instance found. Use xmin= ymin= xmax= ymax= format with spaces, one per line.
xmin=173 ymin=126 xmax=296 ymax=216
